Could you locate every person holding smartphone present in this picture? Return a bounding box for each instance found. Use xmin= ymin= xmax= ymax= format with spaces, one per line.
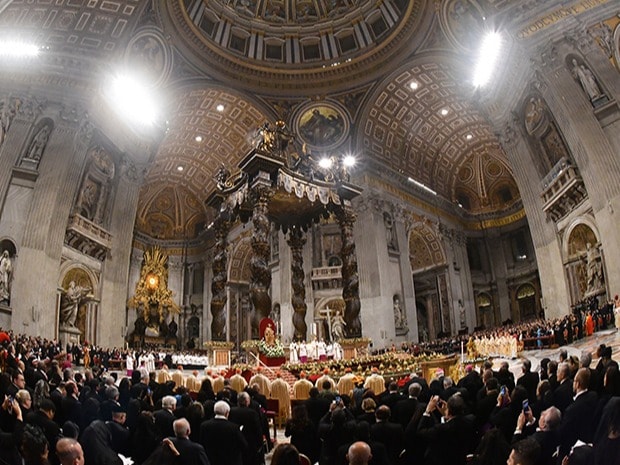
xmin=418 ymin=395 xmax=474 ymax=464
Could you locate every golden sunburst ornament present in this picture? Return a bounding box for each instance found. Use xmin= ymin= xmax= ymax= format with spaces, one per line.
xmin=127 ymin=246 xmax=180 ymax=325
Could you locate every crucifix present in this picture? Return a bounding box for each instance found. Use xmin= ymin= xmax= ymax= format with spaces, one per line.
xmin=319 ymin=306 xmax=333 ymax=340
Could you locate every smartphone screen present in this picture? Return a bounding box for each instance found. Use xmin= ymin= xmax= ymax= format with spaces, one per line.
xmin=522 ymin=399 xmax=529 ymax=412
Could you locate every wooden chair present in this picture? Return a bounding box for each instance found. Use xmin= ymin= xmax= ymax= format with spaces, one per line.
xmin=299 ymin=453 xmax=311 ymax=465
xmin=265 ymin=398 xmax=279 ymax=438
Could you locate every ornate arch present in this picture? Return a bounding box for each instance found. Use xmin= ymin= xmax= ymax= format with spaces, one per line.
xmin=408 ymin=223 xmax=446 ymax=273
xmin=562 ymin=216 xmax=599 ymax=260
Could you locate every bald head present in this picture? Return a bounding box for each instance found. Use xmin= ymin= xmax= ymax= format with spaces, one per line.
xmin=347 ymin=441 xmax=372 ymax=465
xmin=173 ymin=418 xmax=191 ymax=438
xmin=56 ymin=438 xmax=84 ymax=465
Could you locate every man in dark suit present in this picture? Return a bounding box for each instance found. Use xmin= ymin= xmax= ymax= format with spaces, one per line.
xmin=378 ymin=382 xmax=402 ymax=410
xmin=553 ymin=362 xmax=573 ymax=413
xmin=402 ymin=371 xmax=430 ymax=403
xmin=512 ymin=406 xmax=561 ymax=465
xmin=418 ymin=394 xmax=475 ymax=465
xmin=516 ymin=359 xmax=539 ymax=403
xmin=154 ymin=395 xmax=177 ymax=439
xmin=370 ymin=405 xmax=404 ymax=465
xmin=60 ymin=381 xmax=83 ymax=430
xmin=129 ymin=371 xmax=149 ymax=399
xmin=200 ymin=400 xmax=248 ymax=465
xmin=107 ymin=404 xmax=130 ymax=456
xmin=25 ymin=399 xmax=61 ymax=457
xmin=457 ymin=364 xmax=483 ymax=405
xmin=170 ymin=418 xmax=210 ymax=465
xmin=305 ymin=387 xmax=331 ymax=430
xmin=228 ymin=392 xmax=263 ymax=465
xmin=558 ymin=368 xmax=598 ymax=458
xmin=393 ymin=382 xmax=424 ymax=430
xmin=475 ymin=377 xmax=500 ymax=433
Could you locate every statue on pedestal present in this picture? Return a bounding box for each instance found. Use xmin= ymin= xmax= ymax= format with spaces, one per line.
xmin=331 ymin=311 xmax=346 ymax=340
xmin=0 ymin=250 xmax=13 ymax=304
xmin=60 ymin=281 xmax=93 ymax=328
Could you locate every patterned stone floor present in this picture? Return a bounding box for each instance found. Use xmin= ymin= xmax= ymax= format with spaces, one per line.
xmin=500 ymin=328 xmax=619 ymax=378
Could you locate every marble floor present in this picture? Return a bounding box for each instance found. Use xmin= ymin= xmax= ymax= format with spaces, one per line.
xmin=504 ymin=328 xmax=620 ymax=375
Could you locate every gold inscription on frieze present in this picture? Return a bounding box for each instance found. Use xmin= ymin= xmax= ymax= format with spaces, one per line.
xmin=517 ymin=0 xmax=609 ymax=39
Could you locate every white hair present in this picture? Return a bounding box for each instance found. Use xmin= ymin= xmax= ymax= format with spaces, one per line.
xmin=214 ymin=400 xmax=230 ymax=417
xmin=162 ymin=395 xmax=177 ymax=410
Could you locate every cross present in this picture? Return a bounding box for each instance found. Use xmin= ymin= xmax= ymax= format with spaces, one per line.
xmin=319 ymin=306 xmax=333 ymax=340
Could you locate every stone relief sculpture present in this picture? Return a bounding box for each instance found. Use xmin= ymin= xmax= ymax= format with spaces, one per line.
xmin=0 ymin=97 xmax=21 ymax=147
xmin=524 ymin=97 xmax=545 ymax=135
xmin=584 ymin=242 xmax=604 ymax=295
xmin=0 ymin=250 xmax=13 ymax=304
xmin=59 ymin=281 xmax=93 ymax=328
xmin=571 ymin=59 xmax=603 ymax=102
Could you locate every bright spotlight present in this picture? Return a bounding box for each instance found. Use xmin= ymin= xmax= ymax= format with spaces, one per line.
xmin=319 ymin=158 xmax=333 ymax=169
xmin=106 ymin=74 xmax=158 ymax=126
xmin=343 ymin=155 xmax=356 ymax=167
xmin=473 ymin=31 xmax=502 ymax=88
xmin=0 ymin=41 xmax=40 ymax=57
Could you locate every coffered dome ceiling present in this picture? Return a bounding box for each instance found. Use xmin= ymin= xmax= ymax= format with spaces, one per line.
xmin=144 ymin=0 xmax=521 ymax=240
xmin=0 ymin=0 xmax=526 ymax=241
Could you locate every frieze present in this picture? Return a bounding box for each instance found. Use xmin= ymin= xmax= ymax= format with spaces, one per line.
xmin=515 ymin=0 xmax=611 ymax=39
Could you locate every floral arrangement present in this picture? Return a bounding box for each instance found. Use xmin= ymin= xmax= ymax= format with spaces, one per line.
xmin=257 ymin=338 xmax=285 ymax=358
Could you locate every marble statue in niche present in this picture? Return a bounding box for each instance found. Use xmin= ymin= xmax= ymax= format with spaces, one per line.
xmin=0 ymin=250 xmax=13 ymax=304
xmin=394 ymin=294 xmax=408 ymax=334
xmin=384 ymin=211 xmax=397 ymax=251
xmin=570 ymin=58 xmax=604 ymax=102
xmin=23 ymin=124 xmax=51 ymax=165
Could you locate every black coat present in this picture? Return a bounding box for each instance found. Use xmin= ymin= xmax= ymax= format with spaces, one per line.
xmin=392 ymin=397 xmax=422 ymax=430
xmin=170 ymin=437 xmax=210 ymax=465
xmin=199 ymin=417 xmax=247 ymax=465
xmin=516 ymin=371 xmax=539 ymax=403
xmin=228 ymin=406 xmax=263 ymax=465
xmin=154 ymin=409 xmax=176 ymax=439
xmin=418 ymin=414 xmax=475 ymax=465
xmin=553 ymin=379 xmax=573 ymax=413
xmin=81 ymin=420 xmax=123 ymax=465
xmin=370 ymin=420 xmax=405 ymax=465
xmin=559 ymin=390 xmax=598 ymax=457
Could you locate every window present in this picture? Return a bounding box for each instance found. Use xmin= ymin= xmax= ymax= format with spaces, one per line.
xmin=370 ymin=17 xmax=388 ymax=38
xmin=337 ymin=35 xmax=357 ymax=54
xmin=266 ymin=43 xmax=283 ymax=61
xmin=499 ymin=187 xmax=513 ymax=203
xmin=229 ymin=34 xmax=248 ymax=54
xmin=303 ymin=43 xmax=321 ymax=60
xmin=200 ymin=16 xmax=217 ymax=36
